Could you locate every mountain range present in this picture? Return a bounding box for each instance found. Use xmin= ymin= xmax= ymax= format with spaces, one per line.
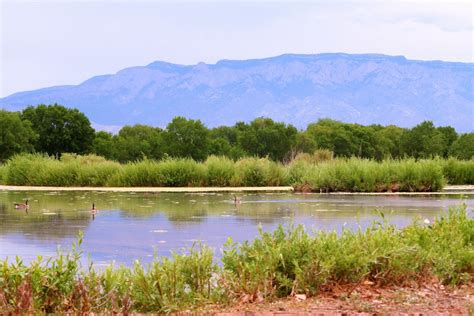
xmin=1 ymin=53 xmax=473 ymax=132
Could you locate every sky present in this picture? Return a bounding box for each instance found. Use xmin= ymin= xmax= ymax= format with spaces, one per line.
xmin=0 ymin=0 xmax=473 ymax=97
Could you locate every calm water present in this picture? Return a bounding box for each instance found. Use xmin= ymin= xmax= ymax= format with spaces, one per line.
xmin=0 ymin=190 xmax=472 ymax=267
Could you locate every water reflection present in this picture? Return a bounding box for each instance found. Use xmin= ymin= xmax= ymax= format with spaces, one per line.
xmin=0 ymin=190 xmax=472 ymax=266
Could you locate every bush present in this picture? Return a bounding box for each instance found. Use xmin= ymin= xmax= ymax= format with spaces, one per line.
xmin=3 ymin=153 xmax=121 ymax=186
xmin=109 ymin=158 xmax=207 ymax=187
xmin=0 ymin=153 xmax=468 ymax=190
xmin=0 ymin=164 xmax=6 ymax=184
xmin=222 ymin=206 xmax=473 ymax=300
xmin=205 ymin=156 xmax=235 ymax=186
xmin=231 ymin=157 xmax=287 ymax=186
xmin=296 ymin=158 xmax=445 ymax=192
xmin=156 ymin=158 xmax=207 ymax=187
xmin=442 ymin=158 xmax=474 ymax=185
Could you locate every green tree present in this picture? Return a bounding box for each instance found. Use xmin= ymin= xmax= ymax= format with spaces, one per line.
xmin=449 ymin=133 xmax=474 ymax=159
xmin=374 ymin=125 xmax=405 ymax=159
xmin=209 ymin=125 xmax=245 ymax=158
xmin=401 ymin=121 xmax=445 ymax=158
xmin=237 ymin=117 xmax=297 ymax=161
xmin=114 ymin=125 xmax=163 ymax=162
xmin=21 ymin=104 xmax=95 ymax=156
xmin=305 ymin=119 xmax=358 ymax=157
xmin=0 ymin=110 xmax=37 ymax=162
xmin=163 ymin=117 xmax=210 ymax=160
xmin=437 ymin=126 xmax=458 ymax=157
xmin=92 ymin=131 xmax=116 ymax=160
xmin=293 ymin=132 xmax=317 ymax=154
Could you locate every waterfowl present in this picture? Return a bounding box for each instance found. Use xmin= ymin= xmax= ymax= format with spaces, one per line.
xmin=91 ymin=203 xmax=97 ymax=220
xmin=233 ymin=195 xmax=241 ymax=205
xmin=14 ymin=200 xmax=29 ymax=210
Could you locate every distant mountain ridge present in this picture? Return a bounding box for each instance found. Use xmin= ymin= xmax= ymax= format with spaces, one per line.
xmin=1 ymin=53 xmax=473 ymax=132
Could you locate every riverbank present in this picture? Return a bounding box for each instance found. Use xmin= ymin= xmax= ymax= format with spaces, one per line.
xmin=208 ymin=281 xmax=474 ymax=315
xmin=0 ymin=184 xmax=472 ymax=194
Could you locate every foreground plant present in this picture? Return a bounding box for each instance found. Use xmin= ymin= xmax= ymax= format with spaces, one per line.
xmin=0 ymin=206 xmax=473 ymax=313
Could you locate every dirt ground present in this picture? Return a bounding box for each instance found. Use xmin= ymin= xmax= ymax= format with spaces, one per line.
xmin=194 ymin=281 xmax=473 ymax=315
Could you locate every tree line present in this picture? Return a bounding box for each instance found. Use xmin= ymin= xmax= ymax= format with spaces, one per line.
xmin=1 ymin=103 xmax=473 ymax=163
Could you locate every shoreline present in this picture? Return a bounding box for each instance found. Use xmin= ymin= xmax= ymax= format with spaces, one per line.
xmin=0 ymin=184 xmax=472 ymax=194
xmin=0 ymin=185 xmax=294 ymax=193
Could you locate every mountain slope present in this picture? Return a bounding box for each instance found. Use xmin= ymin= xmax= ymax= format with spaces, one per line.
xmin=1 ymin=53 xmax=473 ymax=132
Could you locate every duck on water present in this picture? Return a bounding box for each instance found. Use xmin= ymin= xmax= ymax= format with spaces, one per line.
xmin=91 ymin=203 xmax=98 ymax=220
xmin=14 ymin=200 xmax=29 ymax=210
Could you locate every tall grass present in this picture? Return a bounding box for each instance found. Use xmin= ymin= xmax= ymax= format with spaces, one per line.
xmin=0 ymin=153 xmax=471 ymax=191
xmin=205 ymin=156 xmax=235 ymax=186
xmin=3 ymin=153 xmax=121 ymax=186
xmin=108 ymin=158 xmax=207 ymax=187
xmin=230 ymin=157 xmax=288 ymax=186
xmin=0 ymin=164 xmax=6 ymax=184
xmin=289 ymin=158 xmax=445 ymax=192
xmin=442 ymin=158 xmax=474 ymax=185
xmin=1 ymin=206 xmax=472 ymax=313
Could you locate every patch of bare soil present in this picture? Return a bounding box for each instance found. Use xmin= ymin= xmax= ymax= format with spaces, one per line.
xmin=194 ymin=281 xmax=473 ymax=315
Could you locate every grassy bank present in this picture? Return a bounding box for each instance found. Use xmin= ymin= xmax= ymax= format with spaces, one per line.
xmin=1 ymin=206 xmax=472 ymax=314
xmin=0 ymin=153 xmax=472 ymax=192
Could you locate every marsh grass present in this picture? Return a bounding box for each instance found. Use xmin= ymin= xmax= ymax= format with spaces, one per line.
xmin=3 ymin=154 xmax=121 ymax=186
xmin=205 ymin=156 xmax=235 ymax=186
xmin=0 ymin=206 xmax=472 ymax=313
xmin=230 ymin=157 xmax=288 ymax=186
xmin=289 ymin=158 xmax=445 ymax=192
xmin=108 ymin=158 xmax=207 ymax=187
xmin=0 ymin=164 xmax=6 ymax=184
xmin=0 ymin=153 xmax=470 ymax=191
xmin=442 ymin=158 xmax=474 ymax=185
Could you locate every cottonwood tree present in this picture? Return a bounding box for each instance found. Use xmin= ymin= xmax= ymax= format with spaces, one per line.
xmin=0 ymin=110 xmax=37 ymax=161
xmin=22 ymin=104 xmax=95 ymax=156
xmin=163 ymin=117 xmax=210 ymax=161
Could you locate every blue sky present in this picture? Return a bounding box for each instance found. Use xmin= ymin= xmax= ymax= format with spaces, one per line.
xmin=1 ymin=0 xmax=472 ymax=97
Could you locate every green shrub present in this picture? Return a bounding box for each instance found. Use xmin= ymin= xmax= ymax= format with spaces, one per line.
xmin=222 ymin=205 xmax=473 ymax=300
xmin=205 ymin=156 xmax=235 ymax=186
xmin=109 ymin=158 xmax=207 ymax=187
xmin=156 ymin=158 xmax=207 ymax=187
xmin=0 ymin=164 xmax=6 ymax=184
xmin=231 ymin=157 xmax=287 ymax=186
xmin=108 ymin=160 xmax=165 ymax=187
xmin=442 ymin=158 xmax=474 ymax=185
xmin=298 ymin=158 xmax=445 ymax=192
xmin=3 ymin=153 xmax=121 ymax=186
xmin=0 ymin=153 xmax=469 ymax=190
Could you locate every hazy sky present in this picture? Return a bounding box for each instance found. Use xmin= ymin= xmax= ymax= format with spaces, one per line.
xmin=1 ymin=0 xmax=473 ymax=97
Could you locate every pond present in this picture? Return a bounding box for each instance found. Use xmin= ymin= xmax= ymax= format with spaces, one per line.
xmin=0 ymin=190 xmax=472 ymax=267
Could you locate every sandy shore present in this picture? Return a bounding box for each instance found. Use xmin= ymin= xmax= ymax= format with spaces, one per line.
xmin=0 ymin=185 xmax=294 ymax=193
xmin=0 ymin=185 xmax=472 ymax=194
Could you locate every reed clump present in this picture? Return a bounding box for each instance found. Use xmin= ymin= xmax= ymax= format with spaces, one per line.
xmin=108 ymin=158 xmax=207 ymax=187
xmin=441 ymin=158 xmax=474 ymax=185
xmin=0 ymin=164 xmax=6 ymax=184
xmin=3 ymin=153 xmax=121 ymax=186
xmin=205 ymin=155 xmax=235 ymax=186
xmin=289 ymin=158 xmax=445 ymax=192
xmin=231 ymin=157 xmax=288 ymax=186
xmin=1 ymin=206 xmax=472 ymax=313
xmin=0 ymin=153 xmax=471 ymax=191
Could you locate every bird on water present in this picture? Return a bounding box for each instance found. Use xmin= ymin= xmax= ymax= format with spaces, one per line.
xmin=233 ymin=195 xmax=241 ymax=205
xmin=14 ymin=200 xmax=29 ymax=210
xmin=91 ymin=203 xmax=98 ymax=220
